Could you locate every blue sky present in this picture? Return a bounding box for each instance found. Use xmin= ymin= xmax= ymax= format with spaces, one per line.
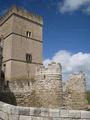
xmin=0 ymin=0 xmax=90 ymax=89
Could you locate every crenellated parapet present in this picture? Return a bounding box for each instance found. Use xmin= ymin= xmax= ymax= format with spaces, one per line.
xmin=0 ymin=5 xmax=43 ymax=26
xmin=36 ymin=62 xmax=62 ymax=80
xmin=63 ymin=71 xmax=88 ymax=110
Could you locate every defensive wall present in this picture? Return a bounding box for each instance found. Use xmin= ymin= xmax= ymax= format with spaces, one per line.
xmin=0 ymin=62 xmax=88 ymax=110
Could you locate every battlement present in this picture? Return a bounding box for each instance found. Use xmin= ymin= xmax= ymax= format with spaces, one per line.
xmin=66 ymin=72 xmax=86 ymax=91
xmin=0 ymin=5 xmax=43 ymax=26
xmin=69 ymin=71 xmax=85 ymax=80
xmin=36 ymin=62 xmax=62 ymax=76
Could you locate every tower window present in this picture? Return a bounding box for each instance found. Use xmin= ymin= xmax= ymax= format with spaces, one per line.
xmin=26 ymin=31 xmax=31 ymax=38
xmin=26 ymin=53 xmax=32 ymax=63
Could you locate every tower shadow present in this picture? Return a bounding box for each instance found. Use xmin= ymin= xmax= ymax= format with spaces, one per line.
xmin=0 ymin=70 xmax=17 ymax=105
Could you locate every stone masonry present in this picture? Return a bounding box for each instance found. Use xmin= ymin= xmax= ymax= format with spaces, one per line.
xmin=63 ymin=72 xmax=88 ymax=110
xmin=0 ymin=6 xmax=88 ymax=112
xmin=0 ymin=5 xmax=43 ymax=80
xmin=0 ymin=62 xmax=88 ymax=110
xmin=0 ymin=101 xmax=90 ymax=120
xmin=35 ymin=62 xmax=63 ymax=108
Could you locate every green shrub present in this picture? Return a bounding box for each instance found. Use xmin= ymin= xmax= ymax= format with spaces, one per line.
xmin=87 ymin=91 xmax=90 ymax=104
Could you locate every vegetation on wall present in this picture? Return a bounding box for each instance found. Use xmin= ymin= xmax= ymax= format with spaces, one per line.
xmin=87 ymin=91 xmax=90 ymax=104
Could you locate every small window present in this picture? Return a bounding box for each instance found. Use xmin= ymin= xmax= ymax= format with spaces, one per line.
xmin=6 ymin=81 xmax=9 ymax=87
xmin=26 ymin=31 xmax=31 ymax=38
xmin=26 ymin=53 xmax=32 ymax=63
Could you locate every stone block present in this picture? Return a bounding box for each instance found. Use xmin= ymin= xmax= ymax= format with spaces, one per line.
xmin=52 ymin=118 xmax=62 ymax=120
xmin=68 ymin=110 xmax=81 ymax=118
xmin=8 ymin=115 xmax=19 ymax=120
xmin=18 ymin=107 xmax=30 ymax=116
xmin=11 ymin=106 xmax=19 ymax=115
xmin=33 ymin=108 xmax=41 ymax=117
xmin=30 ymin=107 xmax=35 ymax=116
xmin=49 ymin=109 xmax=60 ymax=118
xmin=81 ymin=111 xmax=90 ymax=118
xmin=40 ymin=108 xmax=49 ymax=117
xmin=2 ymin=103 xmax=12 ymax=114
xmin=60 ymin=110 xmax=69 ymax=118
xmin=0 ymin=110 xmax=8 ymax=120
xmin=43 ymin=117 xmax=51 ymax=120
xmin=60 ymin=118 xmax=71 ymax=120
xmin=31 ymin=116 xmax=42 ymax=120
xmin=0 ymin=102 xmax=4 ymax=111
xmin=19 ymin=115 xmax=32 ymax=120
xmin=30 ymin=107 xmax=41 ymax=116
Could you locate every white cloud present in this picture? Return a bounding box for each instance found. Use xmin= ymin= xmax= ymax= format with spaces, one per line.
xmin=43 ymin=50 xmax=90 ymax=89
xmin=58 ymin=0 xmax=90 ymax=14
xmin=83 ymin=6 xmax=90 ymax=15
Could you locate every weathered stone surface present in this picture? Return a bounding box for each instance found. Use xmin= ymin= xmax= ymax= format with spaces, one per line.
xmin=0 ymin=5 xmax=88 ymax=111
xmin=18 ymin=107 xmax=30 ymax=116
xmin=60 ymin=110 xmax=69 ymax=118
xmin=81 ymin=111 xmax=90 ymax=118
xmin=30 ymin=107 xmax=41 ymax=117
xmin=0 ymin=111 xmax=8 ymax=120
xmin=19 ymin=115 xmax=32 ymax=120
xmin=8 ymin=115 xmax=19 ymax=120
xmin=0 ymin=63 xmax=88 ymax=110
xmin=63 ymin=72 xmax=88 ymax=110
xmin=49 ymin=109 xmax=60 ymax=118
xmin=0 ymin=101 xmax=90 ymax=120
xmin=0 ymin=5 xmax=43 ymax=81
xmin=40 ymin=108 xmax=49 ymax=117
xmin=68 ymin=110 xmax=81 ymax=118
xmin=35 ymin=62 xmax=63 ymax=108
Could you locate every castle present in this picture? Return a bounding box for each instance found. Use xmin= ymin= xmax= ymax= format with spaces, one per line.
xmin=0 ymin=6 xmax=88 ymax=111
xmin=0 ymin=5 xmax=43 ymax=81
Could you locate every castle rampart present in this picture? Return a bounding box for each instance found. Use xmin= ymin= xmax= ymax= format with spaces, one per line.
xmin=35 ymin=62 xmax=63 ymax=108
xmin=63 ymin=72 xmax=88 ymax=110
xmin=0 ymin=62 xmax=88 ymax=109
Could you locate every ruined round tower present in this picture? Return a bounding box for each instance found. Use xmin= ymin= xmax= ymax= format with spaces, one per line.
xmin=63 ymin=72 xmax=88 ymax=110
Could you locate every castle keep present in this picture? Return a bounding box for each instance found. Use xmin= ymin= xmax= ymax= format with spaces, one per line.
xmin=0 ymin=6 xmax=43 ymax=81
xmin=0 ymin=6 xmax=88 ymax=111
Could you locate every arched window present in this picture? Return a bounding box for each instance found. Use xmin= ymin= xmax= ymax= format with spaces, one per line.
xmin=26 ymin=53 xmax=32 ymax=63
xmin=26 ymin=31 xmax=31 ymax=38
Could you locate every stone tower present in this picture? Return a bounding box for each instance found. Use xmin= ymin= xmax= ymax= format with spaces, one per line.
xmin=35 ymin=62 xmax=63 ymax=108
xmin=63 ymin=72 xmax=88 ymax=110
xmin=0 ymin=6 xmax=43 ymax=80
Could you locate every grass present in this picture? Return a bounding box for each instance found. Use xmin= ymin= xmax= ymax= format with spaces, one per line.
xmin=87 ymin=91 xmax=90 ymax=104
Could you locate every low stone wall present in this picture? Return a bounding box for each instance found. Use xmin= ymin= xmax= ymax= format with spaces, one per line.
xmin=0 ymin=101 xmax=90 ymax=120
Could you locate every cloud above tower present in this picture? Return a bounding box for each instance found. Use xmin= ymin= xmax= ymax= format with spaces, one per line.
xmin=43 ymin=50 xmax=90 ymax=89
xmin=58 ymin=0 xmax=90 ymax=14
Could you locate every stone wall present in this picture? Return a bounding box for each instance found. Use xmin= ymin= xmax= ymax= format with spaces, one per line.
xmin=0 ymin=62 xmax=88 ymax=110
xmin=0 ymin=62 xmax=63 ymax=108
xmin=63 ymin=72 xmax=88 ymax=110
xmin=0 ymin=79 xmax=36 ymax=107
xmin=0 ymin=5 xmax=43 ymax=80
xmin=0 ymin=101 xmax=90 ymax=120
xmin=35 ymin=62 xmax=63 ymax=108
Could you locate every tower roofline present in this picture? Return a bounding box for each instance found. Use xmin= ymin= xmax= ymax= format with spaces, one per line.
xmin=0 ymin=5 xmax=43 ymax=26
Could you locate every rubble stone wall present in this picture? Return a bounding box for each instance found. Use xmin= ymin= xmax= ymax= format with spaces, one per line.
xmin=0 ymin=63 xmax=63 ymax=108
xmin=0 ymin=62 xmax=88 ymax=109
xmin=35 ymin=62 xmax=63 ymax=108
xmin=63 ymin=72 xmax=88 ymax=110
